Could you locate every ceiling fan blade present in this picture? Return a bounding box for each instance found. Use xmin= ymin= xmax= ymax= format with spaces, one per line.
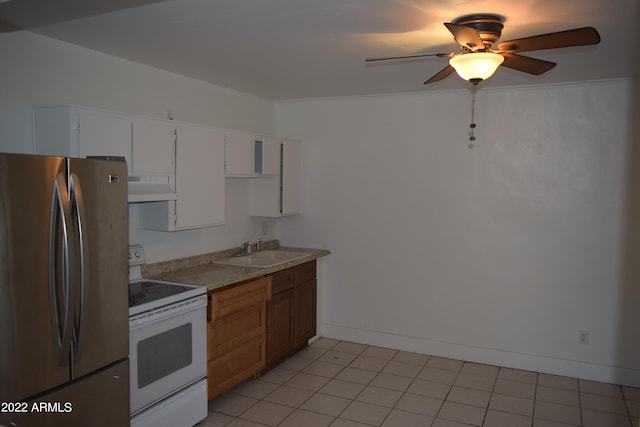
xmin=444 ymin=23 xmax=485 ymax=50
xmin=497 ymin=27 xmax=600 ymax=53
xmin=424 ymin=65 xmax=456 ymax=84
xmin=365 ymin=52 xmax=453 ymax=62
xmin=500 ymin=53 xmax=556 ymax=75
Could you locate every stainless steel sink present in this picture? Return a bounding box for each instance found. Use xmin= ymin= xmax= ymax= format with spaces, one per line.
xmin=211 ymin=250 xmax=308 ymax=268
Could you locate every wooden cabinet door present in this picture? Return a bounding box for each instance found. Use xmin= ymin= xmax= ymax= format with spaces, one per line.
xmin=206 ymin=277 xmax=271 ymax=400
xmin=293 ymin=279 xmax=317 ymax=350
xmin=208 ymin=335 xmax=266 ymax=399
xmin=266 ymin=289 xmax=294 ymax=367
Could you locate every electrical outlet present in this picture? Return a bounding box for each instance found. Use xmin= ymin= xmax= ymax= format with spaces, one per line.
xmin=579 ymin=330 xmax=590 ymax=345
xmin=128 ymin=244 xmax=146 ymax=266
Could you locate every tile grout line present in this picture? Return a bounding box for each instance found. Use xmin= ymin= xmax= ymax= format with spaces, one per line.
xmin=532 ymin=369 xmax=539 ymax=427
xmin=577 ymin=378 xmax=584 ymax=426
xmin=315 ymin=339 xmax=353 ymax=425
xmin=429 ymin=358 xmax=462 ymax=425
xmin=375 ymin=352 xmax=429 ymax=427
xmin=480 ymin=363 xmax=500 ymax=427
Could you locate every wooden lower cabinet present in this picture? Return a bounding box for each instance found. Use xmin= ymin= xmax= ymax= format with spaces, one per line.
xmin=266 ymin=289 xmax=294 ymax=365
xmin=207 ymin=276 xmax=271 ymax=400
xmin=264 ymin=260 xmax=317 ymax=371
xmin=208 ymin=334 xmax=266 ymax=398
xmin=206 ymin=261 xmax=318 ymax=396
xmin=293 ymin=277 xmax=317 ymax=350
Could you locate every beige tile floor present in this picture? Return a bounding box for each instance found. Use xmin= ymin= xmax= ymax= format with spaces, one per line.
xmin=200 ymin=338 xmax=640 ymax=427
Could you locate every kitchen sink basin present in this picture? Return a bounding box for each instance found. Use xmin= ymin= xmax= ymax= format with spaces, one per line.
xmin=212 ymin=250 xmax=308 ymax=268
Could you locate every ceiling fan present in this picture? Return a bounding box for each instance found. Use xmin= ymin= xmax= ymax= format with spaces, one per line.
xmin=365 ymin=14 xmax=601 ymax=85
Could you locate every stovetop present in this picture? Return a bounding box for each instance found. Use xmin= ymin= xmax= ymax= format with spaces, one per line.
xmin=128 ymin=279 xmax=206 ymax=317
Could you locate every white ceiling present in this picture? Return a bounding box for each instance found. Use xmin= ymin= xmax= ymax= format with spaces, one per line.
xmin=3 ymin=0 xmax=638 ymax=99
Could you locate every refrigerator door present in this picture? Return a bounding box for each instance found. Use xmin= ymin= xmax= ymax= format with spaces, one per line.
xmin=0 ymin=154 xmax=72 ymax=402
xmin=0 ymin=359 xmax=130 ymax=427
xmin=67 ymin=157 xmax=128 ymax=379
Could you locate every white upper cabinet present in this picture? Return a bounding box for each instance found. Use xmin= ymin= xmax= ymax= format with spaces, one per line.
xmin=34 ymin=105 xmax=133 ymax=170
xmin=225 ymin=132 xmax=281 ymax=177
xmin=76 ymin=109 xmax=133 ymax=167
xmin=281 ymin=139 xmax=301 ymax=215
xmin=33 ymin=105 xmax=178 ymax=202
xmin=131 ymin=118 xmax=175 ymax=178
xmin=32 ymin=104 xmax=301 ymax=226
xmin=176 ymin=124 xmax=225 ymax=228
xmin=249 ymin=139 xmax=301 ymax=217
xmin=224 ymin=131 xmax=259 ymax=177
xmin=257 ymin=137 xmax=281 ymax=176
xmin=138 ymin=124 xmax=226 ymax=231
xmin=129 ymin=118 xmax=177 ymax=202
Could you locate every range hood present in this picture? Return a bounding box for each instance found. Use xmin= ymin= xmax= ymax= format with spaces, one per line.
xmin=128 ymin=175 xmax=176 ymax=202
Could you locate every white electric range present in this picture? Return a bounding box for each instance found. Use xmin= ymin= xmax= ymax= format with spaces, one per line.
xmin=128 ymin=247 xmax=208 ymax=427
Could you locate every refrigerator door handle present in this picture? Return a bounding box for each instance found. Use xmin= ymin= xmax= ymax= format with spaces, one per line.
xmin=49 ymin=172 xmax=74 ymax=364
xmin=69 ymin=172 xmax=89 ymax=360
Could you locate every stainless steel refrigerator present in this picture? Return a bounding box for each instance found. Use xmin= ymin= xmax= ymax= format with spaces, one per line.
xmin=0 ymin=153 xmax=129 ymax=427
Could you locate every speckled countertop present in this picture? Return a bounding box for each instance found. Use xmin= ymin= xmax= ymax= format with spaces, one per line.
xmin=141 ymin=240 xmax=330 ymax=292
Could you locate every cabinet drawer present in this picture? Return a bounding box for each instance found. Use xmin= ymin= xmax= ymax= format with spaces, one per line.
xmin=209 ymin=276 xmax=271 ymax=320
xmin=271 ymin=268 xmax=294 ymax=294
xmin=209 ymin=302 xmax=266 ymax=358
xmin=294 ymin=261 xmax=316 ymax=285
xmin=208 ymin=334 xmax=266 ymax=399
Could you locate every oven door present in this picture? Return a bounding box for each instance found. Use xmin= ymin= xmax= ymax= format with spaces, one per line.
xmin=129 ymin=295 xmax=207 ymax=415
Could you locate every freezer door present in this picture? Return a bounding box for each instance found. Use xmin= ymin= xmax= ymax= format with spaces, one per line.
xmin=67 ymin=157 xmax=128 ymax=379
xmin=0 ymin=359 xmax=130 ymax=427
xmin=0 ymin=154 xmax=72 ymax=402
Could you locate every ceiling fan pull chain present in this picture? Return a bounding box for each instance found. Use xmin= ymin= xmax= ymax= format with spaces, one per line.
xmin=468 ymin=82 xmax=478 ymax=149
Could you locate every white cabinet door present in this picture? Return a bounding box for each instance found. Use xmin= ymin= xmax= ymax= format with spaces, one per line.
xmin=33 ymin=105 xmax=132 ymax=171
xmin=131 ymin=118 xmax=175 ymax=179
xmin=138 ymin=124 xmax=226 ymax=230
xmin=281 ymin=139 xmax=301 ymax=215
xmin=249 ymin=139 xmax=301 ymax=217
xmin=225 ymin=131 xmax=259 ymax=177
xmin=77 ymin=109 xmax=132 ymax=170
xmin=260 ymin=137 xmax=281 ymax=176
xmin=175 ymin=124 xmax=225 ymax=228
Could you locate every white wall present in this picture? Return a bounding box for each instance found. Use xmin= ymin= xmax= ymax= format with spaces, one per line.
xmin=275 ymin=79 xmax=640 ymax=386
xmin=0 ymin=31 xmax=279 ymax=262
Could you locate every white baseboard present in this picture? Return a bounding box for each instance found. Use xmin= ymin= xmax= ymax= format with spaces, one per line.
xmin=320 ymin=323 xmax=640 ymax=388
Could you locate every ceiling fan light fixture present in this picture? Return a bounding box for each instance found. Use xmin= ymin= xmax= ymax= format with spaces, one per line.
xmin=449 ymin=52 xmax=504 ymax=82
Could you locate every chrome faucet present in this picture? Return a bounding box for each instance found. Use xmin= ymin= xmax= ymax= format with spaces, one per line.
xmin=236 ymin=240 xmax=252 ymax=257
